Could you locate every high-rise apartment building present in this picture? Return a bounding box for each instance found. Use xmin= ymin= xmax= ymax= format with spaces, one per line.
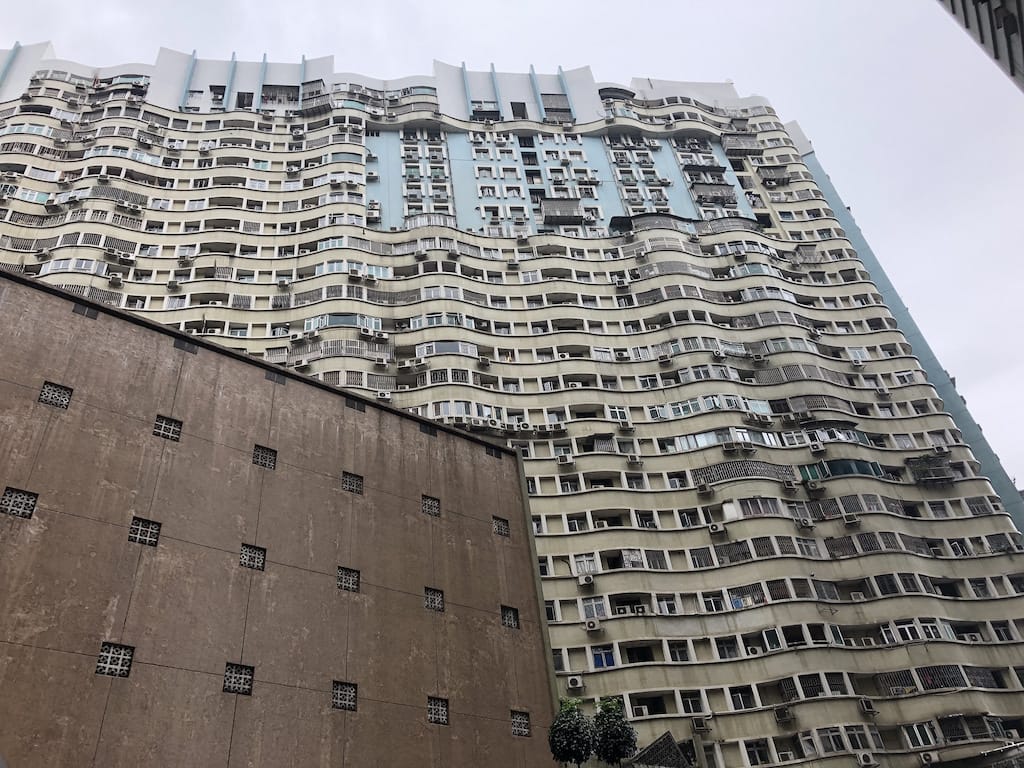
xmin=1 ymin=42 xmax=1023 ymax=767
xmin=938 ymin=0 xmax=1024 ymax=92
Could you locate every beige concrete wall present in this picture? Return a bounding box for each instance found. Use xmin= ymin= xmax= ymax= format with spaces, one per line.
xmin=0 ymin=274 xmax=556 ymax=768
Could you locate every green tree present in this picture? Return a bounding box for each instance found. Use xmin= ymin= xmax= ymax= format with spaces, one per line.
xmin=593 ymin=697 xmax=637 ymax=767
xmin=548 ymin=698 xmax=595 ymax=768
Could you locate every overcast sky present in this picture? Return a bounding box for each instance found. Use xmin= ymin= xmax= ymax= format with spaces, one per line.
xmin=6 ymin=0 xmax=1023 ymax=484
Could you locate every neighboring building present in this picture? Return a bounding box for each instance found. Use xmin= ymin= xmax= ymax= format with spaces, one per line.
xmin=938 ymin=0 xmax=1024 ymax=92
xmin=1 ymin=43 xmax=1023 ymax=767
xmin=0 ymin=272 xmax=555 ymax=767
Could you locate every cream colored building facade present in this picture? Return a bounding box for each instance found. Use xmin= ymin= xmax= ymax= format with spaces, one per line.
xmin=1 ymin=43 xmax=1023 ymax=767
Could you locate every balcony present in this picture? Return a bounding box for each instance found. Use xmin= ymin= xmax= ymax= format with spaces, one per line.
xmin=541 ymin=199 xmax=584 ymax=224
xmin=691 ymin=183 xmax=737 ymax=205
xmin=757 ymin=166 xmax=793 ymax=186
xmin=722 ymin=135 xmax=761 ymax=155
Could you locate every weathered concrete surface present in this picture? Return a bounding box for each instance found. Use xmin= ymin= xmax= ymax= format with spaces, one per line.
xmin=0 ymin=274 xmax=556 ymax=768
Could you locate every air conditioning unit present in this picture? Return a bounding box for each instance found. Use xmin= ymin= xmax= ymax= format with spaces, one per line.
xmin=615 ymin=351 xmax=630 ymax=361
xmin=566 ymin=675 xmax=584 ymax=690
xmin=614 ymin=278 xmax=629 ymax=290
xmin=932 ymin=445 xmax=950 ymax=456
xmin=358 ymin=327 xmax=374 ymax=338
xmin=1005 ymin=729 xmax=1020 ymax=740
xmin=852 ymin=359 xmax=865 ymax=368
xmin=166 ymin=279 xmax=180 ymax=290
xmin=920 ymin=753 xmax=939 ymax=765
xmin=809 ymin=441 xmax=826 ymax=454
xmin=857 ymin=753 xmax=878 ymax=767
xmin=777 ymin=752 xmax=794 ymax=762
xmin=697 ymin=483 xmax=714 ymax=496
xmin=708 ymin=522 xmax=725 ymax=535
xmin=374 ymin=356 xmax=388 ymax=368
xmin=658 ymin=353 xmax=672 ymax=365
xmin=691 ymin=717 xmax=710 ymax=733
xmin=107 ymin=273 xmax=122 ymax=286
xmin=851 ymin=591 xmax=866 ymax=602
xmin=797 ymin=518 xmax=815 ymax=529
xmin=506 ymin=258 xmax=520 ymax=269
xmin=722 ymin=442 xmax=739 ymax=454
xmin=626 ymin=454 xmax=643 ymax=466
xmin=844 ymin=513 xmax=861 ymax=526
xmin=875 ymin=387 xmax=890 ymax=398
xmin=617 ymin=420 xmax=634 ymax=433
xmin=376 ymin=390 xmax=392 ymax=402
xmin=805 ymin=480 xmax=823 ymax=493
xmin=557 ymin=454 xmax=574 ymax=465
xmin=577 ymin=573 xmax=595 ymax=587
xmin=964 ymin=632 xmax=982 ymax=642
xmin=277 ymin=278 xmax=290 ymax=289
xmin=584 ymin=618 xmax=603 ymax=632
xmin=712 ymin=349 xmax=726 ymax=359
xmin=631 ymin=706 xmax=649 ymax=718
xmin=859 ymin=698 xmax=878 ymax=715
xmin=568 ymin=382 xmax=582 ymax=389
xmin=774 ymin=706 xmax=793 ymax=723
xmin=782 ymin=479 xmax=799 ymax=493
xmin=746 ymin=646 xmax=762 ymax=657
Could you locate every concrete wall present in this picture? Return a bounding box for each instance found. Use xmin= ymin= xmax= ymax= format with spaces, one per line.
xmin=0 ymin=273 xmax=556 ymax=768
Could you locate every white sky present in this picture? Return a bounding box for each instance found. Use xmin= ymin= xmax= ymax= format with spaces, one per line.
xmin=7 ymin=0 xmax=1023 ymax=485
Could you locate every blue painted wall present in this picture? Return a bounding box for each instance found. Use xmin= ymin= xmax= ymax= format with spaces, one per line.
xmin=447 ymin=132 xmax=487 ymax=232
xmin=650 ymin=137 xmax=698 ymax=219
xmin=364 ymin=130 xmax=404 ymax=231
xmin=802 ymin=150 xmax=1023 ymax=530
xmin=581 ymin=135 xmax=623 ymax=226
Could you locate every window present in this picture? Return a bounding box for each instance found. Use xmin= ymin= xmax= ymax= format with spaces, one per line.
xmin=341 ymin=471 xmax=364 ymax=494
xmin=904 ymin=721 xmax=938 ymax=748
xmin=0 ymin=487 xmax=38 ymax=519
xmin=669 ymin=642 xmax=689 ymax=662
xmin=332 ymin=681 xmax=357 ymax=711
xmin=582 ymin=596 xmax=607 ymax=619
xmin=223 ymin=662 xmax=255 ymax=695
xmin=820 ymin=727 xmax=844 ymax=753
xmin=492 ymin=516 xmax=510 ymax=536
xmin=152 ymin=414 xmax=183 ymax=441
xmin=424 ymin=587 xmax=445 ymax=612
xmin=128 ymin=517 xmax=161 ymax=546
xmin=575 ymin=554 xmax=597 ymax=573
xmin=969 ymin=578 xmax=991 ymax=598
xmin=545 ymin=601 xmax=557 ymax=621
xmin=501 ymin=605 xmax=520 ymax=629
xmin=95 ymin=642 xmax=134 ymax=678
xmin=795 ymin=537 xmax=820 ymax=557
xmin=38 ymin=381 xmax=73 ymax=409
xmin=252 ymin=444 xmax=277 ymax=469
xmin=240 ymin=543 xmax=267 ymax=571
xmin=592 ymin=644 xmax=615 ymax=668
xmin=745 ymin=740 xmax=771 ymax=766
xmin=421 ymin=494 xmax=441 ymax=517
xmin=679 ymin=690 xmax=702 ymax=713
xmin=657 ymin=594 xmax=677 ymax=614
xmin=511 ymin=710 xmax=531 ymax=737
xmin=337 ymin=567 xmax=360 ymax=592
xmin=427 ymin=696 xmax=449 ymax=725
